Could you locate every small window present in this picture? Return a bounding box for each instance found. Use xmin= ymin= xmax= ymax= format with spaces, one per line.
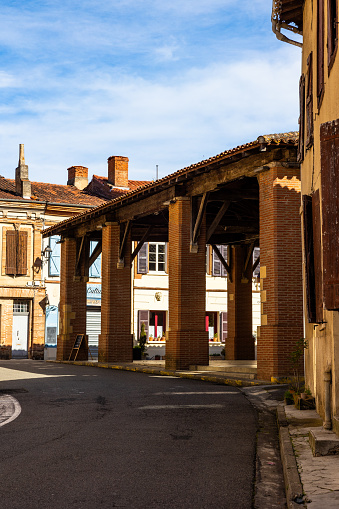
xmin=45 ymin=305 xmax=58 ymax=345
xmin=253 ymin=247 xmax=260 ymax=278
xmin=6 ymin=230 xmax=28 ymax=276
xmin=149 ymin=243 xmax=166 ymax=272
xmin=13 ymin=300 xmax=29 ymax=313
xmin=48 ymin=236 xmax=61 ymax=277
xmin=212 ymin=245 xmax=228 ymax=277
xmin=328 ymin=0 xmax=338 ymax=69
xmin=89 ymin=241 xmax=101 ymax=278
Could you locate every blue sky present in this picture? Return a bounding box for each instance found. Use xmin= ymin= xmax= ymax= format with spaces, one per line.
xmin=0 ymin=0 xmax=301 ymax=184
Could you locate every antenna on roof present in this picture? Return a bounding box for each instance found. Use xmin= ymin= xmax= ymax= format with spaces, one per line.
xmin=156 ymin=164 xmax=159 ymax=181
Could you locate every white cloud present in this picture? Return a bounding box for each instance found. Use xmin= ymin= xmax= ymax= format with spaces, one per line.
xmin=0 ymin=44 xmax=300 ymax=184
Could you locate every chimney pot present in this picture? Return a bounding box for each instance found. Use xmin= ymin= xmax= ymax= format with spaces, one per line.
xmin=67 ymin=166 xmax=88 ymax=190
xmin=108 ymin=156 xmax=129 ymax=188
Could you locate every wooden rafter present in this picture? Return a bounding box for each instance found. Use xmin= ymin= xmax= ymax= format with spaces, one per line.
xmin=207 ymin=201 xmax=231 ymax=242
xmin=191 ymin=193 xmax=209 ymax=250
xmin=131 ymin=225 xmax=153 ymax=263
xmin=212 ymin=244 xmax=232 ymax=282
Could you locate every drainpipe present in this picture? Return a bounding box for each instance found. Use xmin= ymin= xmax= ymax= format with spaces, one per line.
xmin=323 ymin=366 xmax=332 ymax=430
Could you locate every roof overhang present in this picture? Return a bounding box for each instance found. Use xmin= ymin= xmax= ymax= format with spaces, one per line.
xmin=42 ymin=133 xmax=298 ymax=247
xmin=272 ymin=0 xmax=303 ymax=48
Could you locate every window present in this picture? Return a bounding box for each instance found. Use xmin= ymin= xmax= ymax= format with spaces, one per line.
xmin=317 ymin=0 xmax=325 ymax=107
xmin=212 ymin=245 xmax=228 ymax=277
xmin=45 ymin=305 xmax=58 ymax=345
xmin=306 ymin=53 xmax=314 ymax=149
xmin=89 ymin=241 xmax=101 ymax=278
xmin=253 ymin=247 xmax=260 ymax=278
xmin=6 ymin=230 xmax=28 ymax=276
xmin=149 ymin=243 xmax=166 ymax=272
xmin=149 ymin=311 xmax=166 ymax=341
xmin=13 ymin=300 xmax=29 ymax=313
xmin=48 ymin=235 xmax=60 ymax=277
xmin=137 ymin=242 xmax=167 ymax=274
xmin=327 ymin=0 xmax=338 ymax=69
xmin=298 ymin=74 xmax=305 ymax=162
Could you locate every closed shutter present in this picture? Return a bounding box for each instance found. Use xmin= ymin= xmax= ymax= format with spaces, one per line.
xmin=306 ymin=53 xmax=313 ymax=149
xmin=327 ymin=0 xmax=338 ymax=67
xmin=220 ymin=312 xmax=227 ymax=343
xmin=137 ymin=243 xmax=148 ymax=274
xmin=317 ymin=0 xmax=324 ymax=107
xmin=86 ymin=308 xmax=101 ymax=347
xmin=138 ymin=310 xmax=149 ymax=339
xmin=17 ymin=231 xmax=28 ymax=275
xmin=298 ymin=74 xmax=305 ymax=161
xmin=6 ymin=230 xmax=17 ymax=275
xmin=320 ymin=119 xmax=339 ymax=310
xmin=312 ymin=190 xmax=323 ymax=322
xmin=303 ymin=195 xmax=317 ymax=322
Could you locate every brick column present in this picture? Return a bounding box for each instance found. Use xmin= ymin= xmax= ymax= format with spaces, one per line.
xmin=226 ymin=245 xmax=254 ymax=360
xmin=57 ymin=238 xmax=88 ymax=361
xmin=166 ymin=197 xmax=209 ymax=370
xmin=99 ymin=222 xmax=132 ymax=362
xmin=257 ymin=164 xmax=303 ymax=380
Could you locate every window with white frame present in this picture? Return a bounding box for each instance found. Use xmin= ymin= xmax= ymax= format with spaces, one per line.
xmin=48 ymin=236 xmax=61 ymax=277
xmin=137 ymin=242 xmax=167 ymax=274
xmin=89 ymin=241 xmax=101 ymax=278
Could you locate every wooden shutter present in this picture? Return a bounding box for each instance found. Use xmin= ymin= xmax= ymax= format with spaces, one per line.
xmin=6 ymin=230 xmax=17 ymax=275
xmin=320 ymin=119 xmax=339 ymax=310
xmin=298 ymin=74 xmax=305 ymax=161
xmin=17 ymin=231 xmax=28 ymax=275
xmin=137 ymin=243 xmax=148 ymax=274
xmin=303 ymin=195 xmax=317 ymax=322
xmin=220 ymin=312 xmax=228 ymax=342
xmin=221 ymin=245 xmax=228 ymax=277
xmin=317 ymin=0 xmax=324 ymax=107
xmin=138 ymin=310 xmax=149 ymax=339
xmin=306 ymin=54 xmax=313 ymax=149
xmin=312 ymin=190 xmax=323 ymax=322
xmin=327 ymin=0 xmax=338 ymax=67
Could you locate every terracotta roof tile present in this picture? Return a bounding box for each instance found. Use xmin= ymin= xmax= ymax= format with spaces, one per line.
xmin=0 ymin=175 xmax=150 ymax=206
xmin=43 ymin=132 xmax=300 ymax=234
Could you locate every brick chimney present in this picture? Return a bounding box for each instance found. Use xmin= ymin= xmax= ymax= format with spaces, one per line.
xmin=15 ymin=144 xmax=31 ymax=199
xmin=67 ymin=166 xmax=88 ymax=190
xmin=108 ymin=156 xmax=129 ymax=188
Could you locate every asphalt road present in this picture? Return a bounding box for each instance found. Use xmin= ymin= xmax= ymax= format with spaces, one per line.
xmin=0 ymin=360 xmax=258 ymax=509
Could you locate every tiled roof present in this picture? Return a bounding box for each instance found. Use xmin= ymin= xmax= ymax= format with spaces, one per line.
xmin=43 ymin=132 xmax=299 ymax=235
xmin=0 ymin=175 xmax=150 ymax=207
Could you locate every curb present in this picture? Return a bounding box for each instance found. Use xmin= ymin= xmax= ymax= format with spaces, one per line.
xmin=48 ymin=360 xmax=269 ymax=387
xmin=277 ymin=405 xmax=306 ymax=508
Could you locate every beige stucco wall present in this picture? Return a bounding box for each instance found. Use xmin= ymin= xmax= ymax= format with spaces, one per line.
xmin=301 ymin=0 xmax=339 ymax=421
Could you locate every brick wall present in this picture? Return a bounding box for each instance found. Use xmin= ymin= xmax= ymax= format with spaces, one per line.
xmin=227 ymin=245 xmax=254 ymax=359
xmin=257 ymin=164 xmax=303 ymax=380
xmin=57 ymin=237 xmax=88 ymax=361
xmin=99 ymin=222 xmax=133 ymax=362
xmin=166 ymin=197 xmax=209 ymax=369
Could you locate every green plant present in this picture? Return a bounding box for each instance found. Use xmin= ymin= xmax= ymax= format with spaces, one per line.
xmin=139 ymin=322 xmax=147 ymax=354
xmin=289 ymin=338 xmax=308 ymax=394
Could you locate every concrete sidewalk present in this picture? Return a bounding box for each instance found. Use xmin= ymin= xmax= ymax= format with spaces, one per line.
xmin=50 ymin=358 xmax=339 ymax=508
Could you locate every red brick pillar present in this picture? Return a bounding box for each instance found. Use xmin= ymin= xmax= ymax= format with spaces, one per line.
xmin=99 ymin=222 xmax=132 ymax=362
xmin=226 ymin=245 xmax=254 ymax=359
xmin=257 ymin=165 xmax=303 ymax=380
xmin=166 ymin=197 xmax=209 ymax=370
xmin=57 ymin=238 xmax=88 ymax=361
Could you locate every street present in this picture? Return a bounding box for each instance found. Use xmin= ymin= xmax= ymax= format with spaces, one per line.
xmin=1 ymin=361 xmax=280 ymax=509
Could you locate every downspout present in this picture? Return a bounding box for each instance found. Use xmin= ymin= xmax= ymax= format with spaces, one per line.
xmin=323 ymin=366 xmax=332 ymax=429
